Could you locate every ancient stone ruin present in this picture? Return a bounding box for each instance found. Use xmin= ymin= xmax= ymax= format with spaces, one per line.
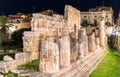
xmin=0 ymin=5 xmax=108 ymax=77
xmin=22 ymin=5 xmax=109 ymax=77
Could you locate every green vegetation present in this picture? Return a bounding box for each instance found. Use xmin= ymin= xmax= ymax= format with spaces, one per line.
xmin=90 ymin=49 xmax=120 ymax=77
xmin=81 ymin=19 xmax=89 ymax=27
xmin=105 ymin=21 xmax=111 ymax=26
xmin=11 ymin=28 xmax=31 ymax=48
xmin=1 ymin=71 xmax=27 ymax=77
xmin=0 ymin=41 xmax=19 ymax=50
xmin=0 ymin=28 xmax=31 ymax=50
xmin=18 ymin=59 xmax=39 ymax=72
xmin=93 ymin=19 xmax=97 ymax=26
xmin=0 ymin=16 xmax=13 ymax=44
xmin=0 ymin=16 xmax=31 ymax=49
xmin=0 ymin=53 xmax=15 ymax=61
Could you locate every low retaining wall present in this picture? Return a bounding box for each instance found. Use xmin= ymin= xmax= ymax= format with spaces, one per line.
xmin=0 ymin=51 xmax=39 ymax=73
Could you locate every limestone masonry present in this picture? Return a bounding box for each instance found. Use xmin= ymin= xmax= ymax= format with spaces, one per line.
xmin=0 ymin=5 xmax=109 ymax=77
xmin=22 ymin=5 xmax=109 ymax=77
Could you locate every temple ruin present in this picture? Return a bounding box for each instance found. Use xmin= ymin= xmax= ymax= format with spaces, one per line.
xmin=22 ymin=5 xmax=108 ymax=77
xmin=0 ymin=5 xmax=109 ymax=77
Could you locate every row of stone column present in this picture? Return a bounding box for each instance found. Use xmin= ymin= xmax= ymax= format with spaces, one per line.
xmin=40 ymin=35 xmax=70 ymax=73
xmin=39 ymin=28 xmax=102 ymax=74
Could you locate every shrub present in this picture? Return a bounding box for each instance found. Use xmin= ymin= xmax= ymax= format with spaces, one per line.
xmin=11 ymin=28 xmax=31 ymax=48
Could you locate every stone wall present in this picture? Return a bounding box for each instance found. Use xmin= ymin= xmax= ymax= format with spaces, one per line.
xmin=23 ymin=5 xmax=81 ymax=53
xmin=0 ymin=51 xmax=39 ymax=73
xmin=22 ymin=5 xmax=108 ymax=77
xmin=23 ymin=32 xmax=40 ymax=52
xmin=31 ymin=13 xmax=66 ymax=37
xmin=65 ymin=5 xmax=81 ymax=38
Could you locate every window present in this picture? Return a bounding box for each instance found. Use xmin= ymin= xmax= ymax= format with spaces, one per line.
xmin=95 ymin=16 xmax=97 ymax=18
xmin=17 ymin=20 xmax=20 ymax=23
xmin=15 ymin=26 xmax=18 ymax=29
xmin=84 ymin=16 xmax=87 ymax=18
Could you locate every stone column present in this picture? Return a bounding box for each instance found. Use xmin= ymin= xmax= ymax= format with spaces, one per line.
xmin=78 ymin=41 xmax=84 ymax=58
xmin=78 ymin=28 xmax=88 ymax=55
xmin=95 ymin=37 xmax=100 ymax=49
xmin=69 ymin=32 xmax=78 ymax=62
xmin=57 ymin=35 xmax=70 ymax=66
xmin=99 ymin=11 xmax=106 ymax=47
xmin=40 ymin=41 xmax=59 ymax=73
xmin=78 ymin=28 xmax=86 ymax=41
xmin=88 ymin=32 xmax=96 ymax=52
xmin=84 ymin=35 xmax=88 ymax=55
xmin=23 ymin=32 xmax=40 ymax=52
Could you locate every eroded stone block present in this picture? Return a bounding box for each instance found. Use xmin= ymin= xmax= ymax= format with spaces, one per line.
xmin=57 ymin=35 xmax=71 ymax=67
xmin=15 ymin=52 xmax=30 ymax=66
xmin=3 ymin=55 xmax=14 ymax=61
xmin=40 ymin=41 xmax=59 ymax=73
xmin=88 ymin=33 xmax=96 ymax=52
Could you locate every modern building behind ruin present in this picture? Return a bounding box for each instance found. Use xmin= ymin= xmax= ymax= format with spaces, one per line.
xmin=7 ymin=13 xmax=31 ymax=33
xmin=116 ymin=12 xmax=120 ymax=29
xmin=81 ymin=6 xmax=113 ymax=25
xmin=81 ymin=6 xmax=114 ymax=36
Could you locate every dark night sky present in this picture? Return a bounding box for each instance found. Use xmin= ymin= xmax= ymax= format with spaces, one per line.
xmin=0 ymin=0 xmax=119 ymax=19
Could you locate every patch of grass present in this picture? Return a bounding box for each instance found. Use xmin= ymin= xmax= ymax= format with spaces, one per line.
xmin=0 ymin=45 xmax=20 ymax=50
xmin=2 ymin=71 xmax=27 ymax=77
xmin=18 ymin=59 xmax=39 ymax=72
xmin=90 ymin=49 xmax=120 ymax=77
xmin=0 ymin=40 xmax=20 ymax=50
xmin=0 ymin=53 xmax=15 ymax=61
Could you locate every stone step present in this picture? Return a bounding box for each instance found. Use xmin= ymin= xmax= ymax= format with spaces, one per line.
xmin=58 ymin=48 xmax=106 ymax=77
xmin=81 ymin=48 xmax=108 ymax=77
xmin=83 ymin=48 xmax=108 ymax=77
xmin=72 ymin=49 xmax=105 ymax=77
xmin=24 ymin=47 xmax=108 ymax=77
xmin=11 ymin=69 xmax=35 ymax=77
xmin=51 ymin=48 xmax=102 ymax=77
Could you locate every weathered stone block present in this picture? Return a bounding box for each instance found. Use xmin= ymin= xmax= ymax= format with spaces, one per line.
xmin=57 ymin=35 xmax=71 ymax=67
xmin=99 ymin=13 xmax=106 ymax=47
xmin=3 ymin=55 xmax=14 ymax=61
xmin=69 ymin=32 xmax=78 ymax=61
xmin=0 ymin=74 xmax=3 ymax=77
xmin=78 ymin=28 xmax=86 ymax=40
xmin=95 ymin=37 xmax=100 ymax=48
xmin=78 ymin=41 xmax=84 ymax=58
xmin=29 ymin=51 xmax=40 ymax=61
xmin=9 ymin=50 xmax=17 ymax=53
xmin=23 ymin=34 xmax=40 ymax=52
xmin=84 ymin=35 xmax=88 ymax=55
xmin=0 ymin=50 xmax=4 ymax=53
xmin=40 ymin=41 xmax=59 ymax=73
xmin=15 ymin=52 xmax=30 ymax=66
xmin=0 ymin=60 xmax=17 ymax=73
xmin=88 ymin=33 xmax=96 ymax=52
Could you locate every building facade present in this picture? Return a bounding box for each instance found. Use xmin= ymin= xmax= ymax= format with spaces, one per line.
xmin=81 ymin=6 xmax=114 ymax=36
